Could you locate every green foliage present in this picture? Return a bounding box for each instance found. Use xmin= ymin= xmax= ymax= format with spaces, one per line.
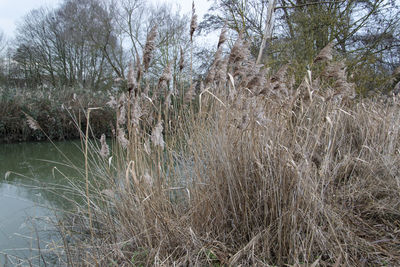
xmin=202 ymin=0 xmax=400 ymax=94
xmin=130 ymin=248 xmax=148 ymax=266
xmin=205 ymin=249 xmax=222 ymax=266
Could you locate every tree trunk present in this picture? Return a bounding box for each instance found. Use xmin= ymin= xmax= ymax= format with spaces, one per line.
xmin=256 ymin=0 xmax=276 ymax=65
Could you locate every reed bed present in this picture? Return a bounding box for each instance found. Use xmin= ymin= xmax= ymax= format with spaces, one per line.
xmin=58 ymin=27 xmax=400 ymax=266
xmin=0 ymin=87 xmax=115 ymax=143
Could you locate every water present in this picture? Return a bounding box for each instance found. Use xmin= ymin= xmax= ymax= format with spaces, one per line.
xmin=0 ymin=140 xmax=84 ymax=265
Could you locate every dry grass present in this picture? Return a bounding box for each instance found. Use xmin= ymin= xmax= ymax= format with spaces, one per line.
xmin=59 ymin=36 xmax=400 ymax=266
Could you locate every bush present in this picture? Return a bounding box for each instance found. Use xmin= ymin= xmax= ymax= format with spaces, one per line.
xmin=0 ymin=87 xmax=116 ymax=143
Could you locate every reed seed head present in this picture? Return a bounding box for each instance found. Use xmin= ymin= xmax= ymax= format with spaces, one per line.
xmin=217 ymin=26 xmax=227 ymax=48
xmin=26 ymin=114 xmax=40 ymax=131
xmin=179 ymin=46 xmax=184 ymax=72
xmin=127 ymin=62 xmax=136 ymax=93
xmin=117 ymin=126 xmax=128 ymax=149
xmin=135 ymin=51 xmax=142 ymax=82
xmin=158 ymin=62 xmax=172 ymax=90
xmin=184 ymin=82 xmax=196 ymax=104
xmin=143 ymin=25 xmax=158 ymax=72
xmin=117 ymin=93 xmax=127 ymax=126
xmin=190 ymin=1 xmax=197 ymax=42
xmin=314 ymin=42 xmax=334 ymax=63
xmin=151 ymin=120 xmax=165 ymax=149
xmin=131 ymin=98 xmax=142 ymax=128
xmin=99 ymin=134 xmax=110 ymax=158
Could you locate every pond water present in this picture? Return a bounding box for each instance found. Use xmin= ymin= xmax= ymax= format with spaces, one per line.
xmin=0 ymin=140 xmax=84 ymax=265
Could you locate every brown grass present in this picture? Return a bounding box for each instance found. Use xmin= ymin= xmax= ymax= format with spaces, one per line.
xmin=59 ymin=34 xmax=400 ymax=266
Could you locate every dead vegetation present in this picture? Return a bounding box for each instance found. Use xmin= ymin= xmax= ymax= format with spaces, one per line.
xmin=59 ymin=27 xmax=400 ymax=266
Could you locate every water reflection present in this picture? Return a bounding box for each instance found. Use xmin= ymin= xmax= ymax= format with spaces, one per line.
xmin=0 ymin=140 xmax=85 ymax=265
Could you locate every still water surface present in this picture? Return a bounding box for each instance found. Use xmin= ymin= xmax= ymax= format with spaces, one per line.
xmin=0 ymin=140 xmax=84 ymax=265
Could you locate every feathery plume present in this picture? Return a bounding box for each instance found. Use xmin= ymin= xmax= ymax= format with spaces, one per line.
xmin=135 ymin=51 xmax=142 ymax=81
xmin=323 ymin=60 xmax=355 ymax=99
xmin=143 ymin=171 xmax=153 ymax=186
xmin=217 ymin=26 xmax=227 ymax=48
xmin=158 ymin=62 xmax=172 ymax=89
xmin=116 ymin=93 xmax=128 ymax=148
xmin=165 ymin=90 xmax=173 ymax=107
xmin=151 ymin=121 xmax=165 ymax=149
xmin=214 ymin=56 xmax=228 ymax=86
xmin=179 ymin=46 xmax=184 ymax=72
xmin=190 ymin=1 xmax=197 ymax=42
xmin=25 ymin=114 xmax=40 ymax=131
xmin=99 ymin=134 xmax=110 ymax=158
xmin=228 ymin=34 xmax=249 ymax=67
xmin=205 ymin=68 xmax=216 ymax=87
xmin=184 ymin=82 xmax=196 ymax=104
xmin=271 ymin=64 xmax=289 ymax=83
xmin=314 ymin=42 xmax=334 ymax=63
xmin=143 ymin=25 xmax=158 ymax=72
xmin=131 ymin=98 xmax=142 ymax=128
xmin=127 ymin=62 xmax=136 ymax=95
xmin=323 ymin=61 xmax=346 ymax=80
xmin=205 ymin=46 xmax=224 ymax=85
xmin=247 ymin=69 xmax=267 ymax=92
xmin=117 ymin=93 xmax=127 ymax=126
xmin=117 ymin=126 xmax=128 ymax=149
xmin=106 ymin=96 xmax=117 ymax=108
xmin=142 ymin=170 xmax=153 ymax=186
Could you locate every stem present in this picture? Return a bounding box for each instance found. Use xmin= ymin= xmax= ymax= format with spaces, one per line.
xmin=85 ymin=109 xmax=94 ymax=240
xmin=190 ymin=40 xmax=193 ymax=90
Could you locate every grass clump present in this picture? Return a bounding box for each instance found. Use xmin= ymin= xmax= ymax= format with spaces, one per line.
xmin=58 ymin=34 xmax=400 ymax=266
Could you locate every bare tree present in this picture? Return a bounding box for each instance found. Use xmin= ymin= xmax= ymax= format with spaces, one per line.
xmin=0 ymin=30 xmax=7 ymax=84
xmin=13 ymin=0 xmax=121 ymax=89
xmin=113 ymin=0 xmax=190 ymax=77
xmin=0 ymin=30 xmax=6 ymax=55
xmin=9 ymin=0 xmax=196 ymax=90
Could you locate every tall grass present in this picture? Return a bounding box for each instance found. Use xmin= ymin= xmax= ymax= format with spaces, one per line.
xmin=58 ymin=29 xmax=400 ymax=266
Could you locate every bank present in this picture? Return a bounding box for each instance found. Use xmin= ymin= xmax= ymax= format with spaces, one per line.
xmin=0 ymin=87 xmax=116 ymax=143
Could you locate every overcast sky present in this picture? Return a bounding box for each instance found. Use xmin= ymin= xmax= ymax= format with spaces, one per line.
xmin=0 ymin=0 xmax=61 ymax=37
xmin=0 ymin=0 xmax=211 ymax=38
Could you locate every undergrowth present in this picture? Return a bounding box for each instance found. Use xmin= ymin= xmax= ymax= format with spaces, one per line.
xmin=0 ymin=87 xmax=115 ymax=143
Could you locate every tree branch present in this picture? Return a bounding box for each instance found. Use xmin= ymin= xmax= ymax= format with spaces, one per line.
xmin=275 ymin=0 xmax=346 ymax=10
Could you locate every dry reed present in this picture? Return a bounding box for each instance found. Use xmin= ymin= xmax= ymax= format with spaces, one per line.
xmin=59 ymin=30 xmax=400 ymax=267
xmin=143 ymin=25 xmax=158 ymax=72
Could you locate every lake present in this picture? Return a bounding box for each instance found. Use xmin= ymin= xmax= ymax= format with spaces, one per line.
xmin=0 ymin=140 xmax=85 ymax=265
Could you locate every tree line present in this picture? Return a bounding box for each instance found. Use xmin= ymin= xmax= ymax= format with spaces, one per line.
xmin=202 ymin=0 xmax=400 ymax=94
xmin=0 ymin=0 xmax=399 ymax=94
xmin=0 ymin=0 xmax=190 ymax=90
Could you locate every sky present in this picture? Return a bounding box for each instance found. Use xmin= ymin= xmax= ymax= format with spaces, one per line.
xmin=0 ymin=0 xmax=211 ymax=38
xmin=0 ymin=0 xmax=61 ymax=37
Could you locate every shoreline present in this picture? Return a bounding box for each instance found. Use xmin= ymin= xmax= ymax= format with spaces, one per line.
xmin=0 ymin=87 xmax=116 ymax=144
